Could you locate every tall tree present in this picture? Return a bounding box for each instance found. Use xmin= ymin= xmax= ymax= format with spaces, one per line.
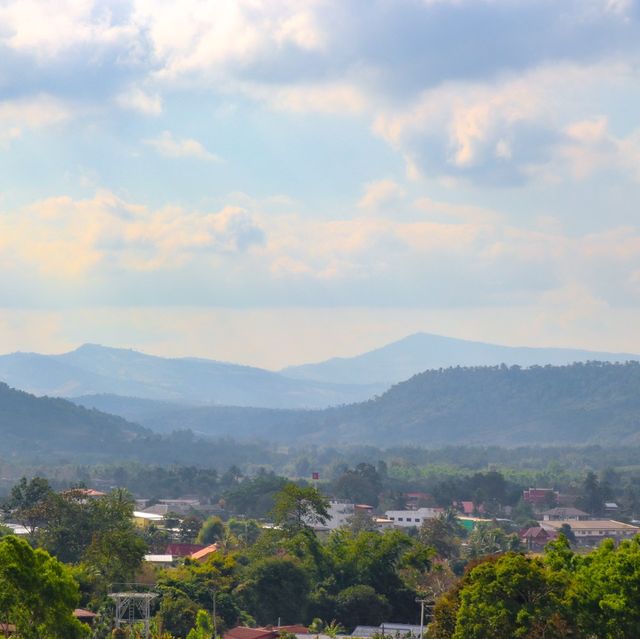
xmin=0 ymin=535 xmax=88 ymax=639
xmin=270 ymin=483 xmax=329 ymax=534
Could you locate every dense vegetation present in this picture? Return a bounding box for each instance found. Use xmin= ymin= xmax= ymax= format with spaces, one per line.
xmin=103 ymin=361 xmax=640 ymax=447
xmin=0 ymin=382 xmax=273 ymax=466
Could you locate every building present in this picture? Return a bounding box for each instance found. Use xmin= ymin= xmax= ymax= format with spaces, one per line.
xmin=189 ymin=543 xmax=218 ymax=562
xmin=523 ymin=488 xmax=559 ymax=507
xmin=132 ymin=511 xmax=164 ymax=528
xmin=313 ymin=500 xmax=356 ymax=531
xmin=224 ymin=628 xmax=280 ymax=639
xmin=352 ymin=624 xmax=423 ymax=637
xmin=144 ymin=554 xmax=175 ymax=565
xmin=540 ymin=507 xmax=589 ymax=521
xmin=540 ymin=519 xmax=640 ymax=545
xmin=165 ymin=543 xmax=207 ymax=557
xmin=455 ymin=501 xmax=485 ymax=516
xmin=384 ymin=507 xmax=443 ymax=528
xmin=519 ymin=526 xmax=558 ymax=551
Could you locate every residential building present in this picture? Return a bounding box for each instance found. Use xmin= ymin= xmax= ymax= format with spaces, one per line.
xmin=519 ymin=526 xmax=558 ymax=551
xmin=541 ymin=507 xmax=589 ymax=521
xmin=523 ymin=488 xmax=559 ymax=507
xmin=352 ymin=624 xmax=423 ymax=637
xmin=313 ymin=500 xmax=355 ymax=530
xmin=540 ymin=519 xmax=640 ymax=545
xmin=190 ymin=543 xmax=218 ymax=562
xmin=385 ymin=507 xmax=443 ymax=528
xmin=132 ymin=511 xmax=164 ymax=528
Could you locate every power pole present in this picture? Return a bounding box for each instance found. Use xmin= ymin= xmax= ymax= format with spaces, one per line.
xmin=212 ymin=589 xmax=217 ymax=639
xmin=416 ymin=590 xmax=435 ymax=637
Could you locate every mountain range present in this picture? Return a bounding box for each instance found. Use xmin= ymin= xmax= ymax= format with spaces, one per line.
xmin=82 ymin=361 xmax=640 ymax=448
xmin=282 ymin=332 xmax=639 ymax=385
xmin=0 ymin=333 xmax=636 ymax=410
xmin=0 ymin=343 xmax=382 ymax=409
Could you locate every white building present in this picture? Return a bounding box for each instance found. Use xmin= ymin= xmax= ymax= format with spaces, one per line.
xmin=384 ymin=507 xmax=443 ymax=528
xmin=311 ymin=499 xmax=356 ymax=530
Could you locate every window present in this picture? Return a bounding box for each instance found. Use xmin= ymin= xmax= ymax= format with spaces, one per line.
xmin=398 ymin=517 xmax=404 ymax=521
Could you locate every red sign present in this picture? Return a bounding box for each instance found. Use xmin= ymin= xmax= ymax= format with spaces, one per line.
xmin=312 ymin=472 xmax=320 ymax=480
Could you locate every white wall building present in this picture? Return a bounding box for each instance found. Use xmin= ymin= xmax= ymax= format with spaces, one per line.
xmin=384 ymin=507 xmax=443 ymax=528
xmin=313 ymin=499 xmax=356 ymax=530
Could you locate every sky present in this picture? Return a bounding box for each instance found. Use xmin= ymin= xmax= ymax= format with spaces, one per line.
xmin=1 ymin=0 xmax=640 ymax=369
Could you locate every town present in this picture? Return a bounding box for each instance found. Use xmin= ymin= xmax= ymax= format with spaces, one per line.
xmin=2 ymin=461 xmax=640 ymax=638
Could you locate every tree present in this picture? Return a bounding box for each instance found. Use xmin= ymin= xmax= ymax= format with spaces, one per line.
xmin=570 ymin=537 xmax=640 ymax=638
xmin=581 ymin=471 xmax=604 ymax=516
xmin=465 ymin=523 xmax=520 ymax=560
xmin=270 ymin=483 xmax=329 ymax=534
xmin=159 ymin=594 xmax=200 ymax=638
xmin=0 ymin=535 xmax=88 ymax=639
xmin=180 ymin=516 xmax=203 ymax=543
xmin=335 ymin=585 xmax=390 ymax=630
xmin=239 ymin=557 xmax=310 ymax=625
xmin=558 ymin=524 xmax=576 ymax=546
xmin=197 ymin=517 xmax=225 ymax=545
xmin=2 ymin=476 xmax=53 ymax=542
xmin=419 ymin=511 xmax=464 ymax=560
xmin=452 ymin=553 xmax=570 ymax=639
xmin=332 ymin=464 xmax=382 ymax=507
xmin=187 ymin=610 xmax=214 ymax=639
xmin=227 ymin=518 xmax=261 ymax=546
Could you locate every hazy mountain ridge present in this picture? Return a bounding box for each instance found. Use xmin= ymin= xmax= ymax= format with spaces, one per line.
xmin=282 ymin=332 xmax=639 ymax=385
xmin=0 ymin=381 xmax=277 ymax=467
xmin=0 ymin=344 xmax=384 ymax=409
xmin=118 ymin=361 xmax=640 ymax=447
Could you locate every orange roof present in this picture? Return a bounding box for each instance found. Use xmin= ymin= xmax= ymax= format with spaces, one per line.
xmin=73 ymin=608 xmax=97 ymax=618
xmin=225 ymin=628 xmax=279 ymax=639
xmin=276 ymin=625 xmax=309 ymax=634
xmin=189 ymin=543 xmax=218 ymax=561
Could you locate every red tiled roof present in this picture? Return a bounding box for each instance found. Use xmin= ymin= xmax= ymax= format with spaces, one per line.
xmin=165 ymin=543 xmax=206 ymax=557
xmin=225 ymin=628 xmax=279 ymax=639
xmin=272 ymin=626 xmax=308 ymax=634
xmin=73 ymin=608 xmax=97 ymax=618
xmin=190 ymin=543 xmax=219 ymax=561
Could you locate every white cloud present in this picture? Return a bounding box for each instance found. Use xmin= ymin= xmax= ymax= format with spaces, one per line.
xmin=143 ymin=131 xmax=222 ymax=161
xmin=116 ymin=86 xmax=163 ymax=115
xmin=0 ymin=94 xmax=73 ymax=146
xmin=374 ymin=61 xmax=640 ymax=185
xmin=358 ymin=179 xmax=406 ymax=210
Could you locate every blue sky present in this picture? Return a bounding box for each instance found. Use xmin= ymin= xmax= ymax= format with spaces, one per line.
xmin=1 ymin=0 xmax=640 ymax=368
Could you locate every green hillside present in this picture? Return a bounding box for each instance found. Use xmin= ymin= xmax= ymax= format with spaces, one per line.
xmin=0 ymin=382 xmax=267 ymax=467
xmin=126 ymin=361 xmax=640 ymax=447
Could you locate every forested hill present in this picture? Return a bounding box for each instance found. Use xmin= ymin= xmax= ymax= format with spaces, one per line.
xmin=0 ymin=382 xmax=268 ymax=467
xmin=0 ymin=381 xmax=148 ymax=456
xmin=127 ymin=361 xmax=640 ymax=447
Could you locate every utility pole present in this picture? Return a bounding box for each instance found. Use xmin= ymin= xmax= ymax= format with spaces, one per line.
xmin=212 ymin=589 xmax=217 ymax=639
xmin=415 ymin=596 xmax=426 ymax=638
xmin=415 ymin=590 xmax=435 ymax=637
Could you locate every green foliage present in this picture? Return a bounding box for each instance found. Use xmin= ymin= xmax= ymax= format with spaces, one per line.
xmin=0 ymin=535 xmax=88 ymax=639
xmin=569 ymin=537 xmax=640 ymax=638
xmin=180 ymin=516 xmax=203 ymax=543
xmin=197 ymin=517 xmax=225 ymax=545
xmin=270 ymin=483 xmax=329 ymax=534
xmin=452 ymin=553 xmax=569 ymax=639
xmin=335 ymin=585 xmax=390 ymax=630
xmin=159 ymin=594 xmax=201 ymax=638
xmin=239 ymin=557 xmax=311 ymax=625
xmin=227 ymin=518 xmax=261 ymax=546
xmin=419 ymin=511 xmax=464 ymax=560
xmin=186 ymin=609 xmax=214 ymax=639
xmin=465 ymin=523 xmax=521 ymax=560
xmin=331 ymin=463 xmax=382 ymax=507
